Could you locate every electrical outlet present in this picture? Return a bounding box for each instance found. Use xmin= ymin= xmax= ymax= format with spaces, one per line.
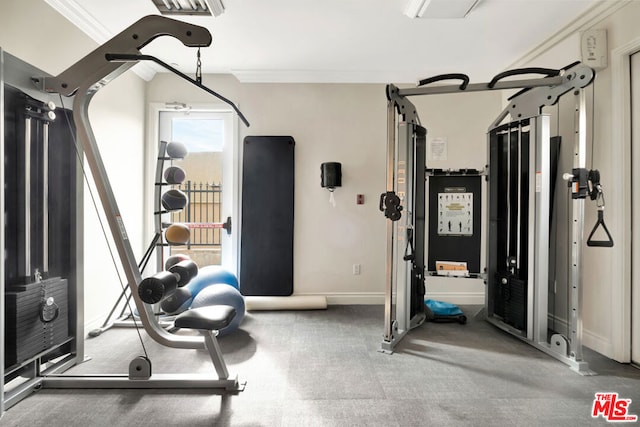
xmin=353 ymin=264 xmax=361 ymax=275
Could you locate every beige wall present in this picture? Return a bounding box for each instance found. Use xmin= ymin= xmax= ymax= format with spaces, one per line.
xmin=147 ymin=75 xmax=502 ymax=303
xmin=0 ymin=0 xmax=147 ymax=330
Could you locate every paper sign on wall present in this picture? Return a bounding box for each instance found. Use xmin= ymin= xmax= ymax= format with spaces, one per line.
xmin=437 ymin=190 xmax=473 ymax=236
xmin=429 ymin=137 xmax=448 ymax=161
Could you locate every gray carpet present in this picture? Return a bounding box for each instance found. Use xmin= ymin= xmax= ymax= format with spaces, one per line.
xmin=2 ymin=305 xmax=639 ymax=426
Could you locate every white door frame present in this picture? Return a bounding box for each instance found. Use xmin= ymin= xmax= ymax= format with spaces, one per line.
xmin=146 ymin=103 xmax=240 ymax=274
xmin=611 ymin=37 xmax=640 ymax=363
xmin=630 ymin=50 xmax=640 ymax=365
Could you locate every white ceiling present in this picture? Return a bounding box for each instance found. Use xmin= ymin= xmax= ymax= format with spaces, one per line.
xmin=46 ymin=0 xmax=606 ymax=84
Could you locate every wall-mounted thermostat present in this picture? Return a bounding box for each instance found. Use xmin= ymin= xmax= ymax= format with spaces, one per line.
xmin=581 ymin=29 xmax=607 ymax=70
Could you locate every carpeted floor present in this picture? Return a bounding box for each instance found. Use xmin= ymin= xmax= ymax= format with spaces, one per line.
xmin=2 ymin=305 xmax=639 ymax=426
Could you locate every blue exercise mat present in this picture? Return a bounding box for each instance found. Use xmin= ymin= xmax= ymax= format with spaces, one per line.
xmin=424 ymin=299 xmax=467 ymax=324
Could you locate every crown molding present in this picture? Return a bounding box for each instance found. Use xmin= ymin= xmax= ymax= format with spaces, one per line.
xmin=508 ymin=0 xmax=630 ymax=69
xmin=44 ymin=0 xmax=157 ymax=81
xmin=231 ymin=69 xmax=420 ymax=84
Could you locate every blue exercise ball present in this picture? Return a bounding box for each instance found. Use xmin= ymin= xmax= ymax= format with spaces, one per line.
xmin=190 ymin=284 xmax=245 ymax=336
xmin=185 ymin=265 xmax=239 ymax=296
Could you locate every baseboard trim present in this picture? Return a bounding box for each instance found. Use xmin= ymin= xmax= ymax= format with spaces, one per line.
xmin=583 ymin=329 xmax=613 ymax=357
xmin=301 ymin=292 xmax=385 ymax=305
xmin=84 ymin=314 xmax=107 ymax=336
xmin=295 ymin=291 xmax=486 ymax=306
xmin=425 ymin=292 xmax=485 ymax=305
xmin=547 ymin=313 xmax=569 ymax=332
xmin=547 ymin=314 xmax=613 ymax=358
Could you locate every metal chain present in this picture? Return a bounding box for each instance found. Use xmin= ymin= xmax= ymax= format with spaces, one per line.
xmin=196 ymin=48 xmax=202 ymax=84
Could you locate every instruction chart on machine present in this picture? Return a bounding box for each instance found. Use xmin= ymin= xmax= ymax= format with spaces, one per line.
xmin=437 ymin=190 xmax=473 ymax=236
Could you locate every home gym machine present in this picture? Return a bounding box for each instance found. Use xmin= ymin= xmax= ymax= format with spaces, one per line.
xmin=380 ymin=62 xmax=612 ymax=373
xmin=10 ymin=15 xmax=248 ymax=395
xmin=1 ymin=49 xmax=80 ymax=412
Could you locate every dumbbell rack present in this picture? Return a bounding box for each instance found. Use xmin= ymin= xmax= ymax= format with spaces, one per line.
xmin=154 ymin=140 xmax=188 ymax=272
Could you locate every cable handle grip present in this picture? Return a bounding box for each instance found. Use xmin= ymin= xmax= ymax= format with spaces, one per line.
xmin=586 ymin=209 xmax=614 ymax=248
xmin=488 ymin=67 xmax=560 ymax=89
xmin=417 ymin=73 xmax=470 ymax=90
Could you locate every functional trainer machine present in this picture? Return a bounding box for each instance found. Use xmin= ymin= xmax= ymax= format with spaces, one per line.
xmin=1 ymin=15 xmax=250 ymax=406
xmin=381 ymin=63 xmax=612 ymax=373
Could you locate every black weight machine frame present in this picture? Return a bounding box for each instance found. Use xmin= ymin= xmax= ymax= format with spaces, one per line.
xmin=381 ymin=63 xmax=611 ymax=373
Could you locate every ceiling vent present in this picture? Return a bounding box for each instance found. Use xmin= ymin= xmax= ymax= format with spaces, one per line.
xmin=404 ymin=0 xmax=480 ymax=19
xmin=151 ymin=0 xmax=224 ymax=17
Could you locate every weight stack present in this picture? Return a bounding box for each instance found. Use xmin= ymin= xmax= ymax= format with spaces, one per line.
xmin=4 ymin=277 xmax=70 ymax=368
xmin=503 ymin=276 xmax=527 ymax=331
xmin=494 ymin=274 xmax=527 ymax=332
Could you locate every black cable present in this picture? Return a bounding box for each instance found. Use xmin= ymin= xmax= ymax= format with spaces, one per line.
xmin=58 ymin=94 xmax=149 ymax=360
xmin=551 ymin=101 xmax=561 ymax=335
xmin=565 ymin=185 xmax=572 ymax=339
xmin=590 ymin=84 xmax=596 ymax=170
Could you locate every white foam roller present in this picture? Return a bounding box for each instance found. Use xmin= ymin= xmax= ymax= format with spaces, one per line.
xmin=245 ymin=295 xmax=327 ymax=311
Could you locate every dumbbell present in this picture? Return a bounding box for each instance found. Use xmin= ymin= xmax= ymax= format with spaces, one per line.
xmin=138 ymin=260 xmax=199 ymax=304
xmin=168 ymin=259 xmax=199 ymax=287
xmin=138 ymin=271 xmax=179 ymax=304
xmin=165 ymin=254 xmax=190 ymax=270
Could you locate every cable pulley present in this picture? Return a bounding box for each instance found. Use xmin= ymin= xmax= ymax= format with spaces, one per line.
xmin=564 ymin=167 xmax=614 ymax=248
xmin=379 ymin=191 xmax=402 ymax=221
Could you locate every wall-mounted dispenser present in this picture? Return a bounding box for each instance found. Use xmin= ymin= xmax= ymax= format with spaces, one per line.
xmin=321 ymin=162 xmax=342 ymax=206
xmin=321 ymin=162 xmax=342 ymax=190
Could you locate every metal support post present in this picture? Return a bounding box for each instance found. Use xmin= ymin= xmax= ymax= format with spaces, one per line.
xmin=532 ymin=116 xmax=551 ymax=345
xmin=569 ymin=89 xmax=587 ymax=363
xmin=380 ymin=86 xmax=426 ymax=353
xmin=382 ymin=99 xmax=397 ymax=347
